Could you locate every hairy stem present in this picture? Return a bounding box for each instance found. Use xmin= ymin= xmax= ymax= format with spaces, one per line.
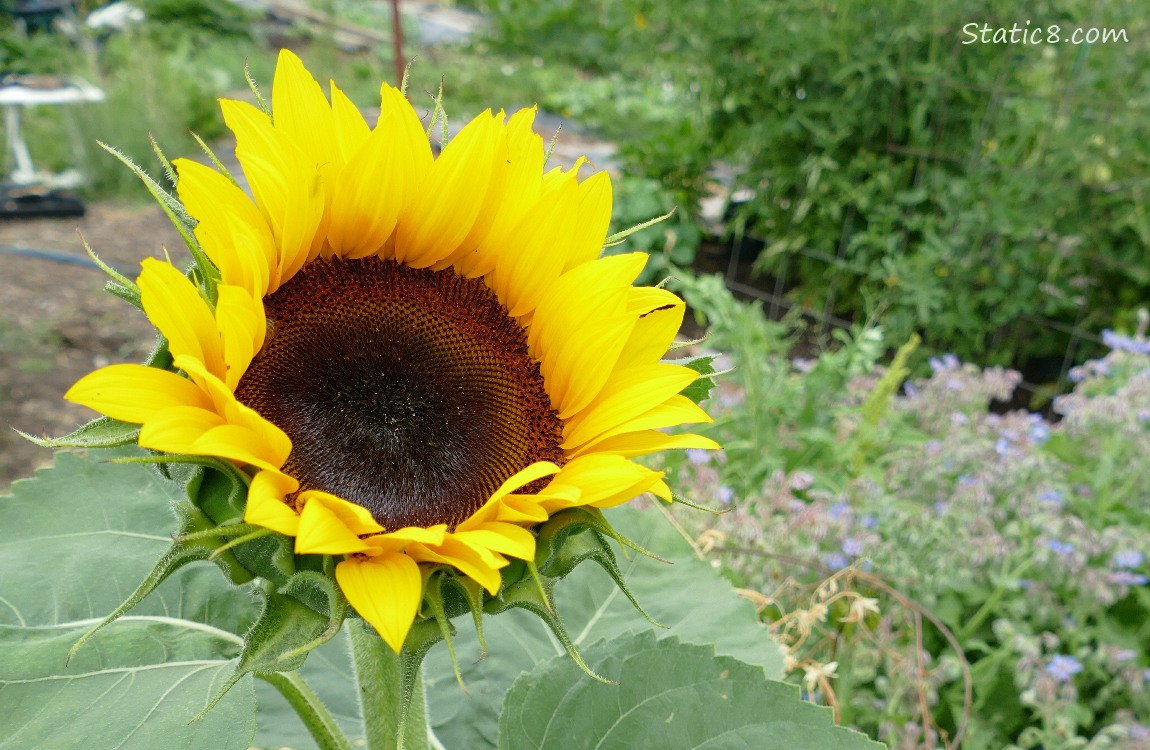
xmin=347 ymin=619 xmax=430 ymax=750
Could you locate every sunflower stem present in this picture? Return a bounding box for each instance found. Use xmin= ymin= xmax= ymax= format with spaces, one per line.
xmin=259 ymin=670 xmax=354 ymax=750
xmin=347 ymin=619 xmax=431 ymax=750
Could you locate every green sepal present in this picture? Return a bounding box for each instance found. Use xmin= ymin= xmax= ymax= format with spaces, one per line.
xmin=422 ymin=569 xmax=465 ymax=690
xmin=670 ymin=491 xmax=731 ymax=514
xmin=244 ymin=59 xmax=270 ymax=114
xmin=149 ymin=133 xmax=179 ymax=188
xmin=144 ymin=333 xmax=174 ymax=369
xmin=677 ymin=354 xmax=720 ymax=404
xmin=185 ymin=463 xmax=300 ymax=586
xmin=194 ymin=581 xmax=333 ymax=722
xmin=538 ymin=507 xmax=668 ymax=569
xmin=188 ymin=461 xmax=251 ymax=525
xmin=64 ymin=500 xmax=240 ymax=663
xmin=603 ymin=208 xmax=675 ymax=248
xmin=535 ymin=515 xmax=663 ymax=630
xmin=274 ymin=570 xmax=349 ymax=662
xmin=104 ymin=280 xmax=143 ymax=308
xmin=486 ymin=563 xmax=612 ymax=684
xmin=172 ymin=500 xmax=257 ymax=586
xmin=77 ymin=232 xmax=139 ymax=300
xmin=451 ymin=574 xmax=490 ymax=657
xmin=16 ymin=415 xmax=139 ymax=449
xmin=96 ymin=141 xmax=219 ymax=301
xmin=191 ymin=131 xmax=241 ymax=188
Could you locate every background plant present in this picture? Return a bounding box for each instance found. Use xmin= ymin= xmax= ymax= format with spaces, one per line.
xmin=661 ymin=274 xmax=1150 ymax=749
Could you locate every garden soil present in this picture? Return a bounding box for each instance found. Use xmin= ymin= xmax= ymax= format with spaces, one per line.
xmin=0 ymin=203 xmax=188 ymax=492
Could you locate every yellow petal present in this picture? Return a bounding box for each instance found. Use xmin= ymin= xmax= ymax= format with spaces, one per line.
xmin=396 ymin=110 xmax=501 ymax=268
xmin=337 ymin=553 xmax=423 ymax=652
xmin=365 ymin=525 xmax=449 ymax=555
xmin=405 ymin=539 xmax=505 ymax=594
xmin=174 ymin=158 xmax=276 ymax=295
xmin=137 ymin=404 xmax=224 ymax=453
xmin=65 ymin=364 xmax=212 ymax=424
xmin=302 ymin=491 xmax=384 ymax=534
xmin=173 ymin=354 xmax=292 ymax=471
xmin=465 ymin=460 xmax=560 ymax=526
xmin=576 ymin=394 xmax=713 ymax=451
xmin=542 ymin=454 xmax=664 ymax=512
xmin=485 ymin=494 xmax=551 ymax=524
xmin=377 ymin=84 xmax=433 ymax=174
xmin=562 ymin=363 xmax=700 ymax=450
xmin=245 ymin=470 xmax=301 ymax=536
xmin=327 ymin=113 xmax=408 ymax=259
xmin=570 ymin=430 xmax=720 ymax=459
xmin=271 ymin=49 xmax=340 ymax=186
xmin=296 ymin=493 xmax=378 ymax=554
xmin=612 ymin=287 xmax=686 ymax=371
xmin=214 ymin=284 xmax=266 ymax=389
xmin=452 ymin=524 xmax=535 ymax=561
xmin=490 ymin=176 xmax=579 ymax=317
xmin=138 ymin=259 xmax=225 ymax=383
xmin=528 ymin=254 xmax=647 ymax=416
xmin=330 ymin=82 xmax=370 ymax=162
xmin=221 ymin=98 xmax=325 ymax=286
xmin=561 ymin=170 xmax=613 ymax=271
xmin=451 ymin=107 xmax=544 ymax=277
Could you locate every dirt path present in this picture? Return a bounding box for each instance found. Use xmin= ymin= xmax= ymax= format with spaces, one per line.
xmin=0 ymin=202 xmax=188 ymax=491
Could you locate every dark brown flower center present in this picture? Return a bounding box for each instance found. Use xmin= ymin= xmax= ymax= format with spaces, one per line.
xmin=234 ymin=257 xmax=565 ymax=529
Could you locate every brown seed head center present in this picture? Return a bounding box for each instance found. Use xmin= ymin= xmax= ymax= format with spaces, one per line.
xmin=234 ymin=257 xmax=565 ymax=529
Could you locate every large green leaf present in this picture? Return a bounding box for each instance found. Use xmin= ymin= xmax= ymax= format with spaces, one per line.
xmin=423 ymin=504 xmax=786 ymax=749
xmin=499 ymin=631 xmax=884 ymax=750
xmin=0 ymin=450 xmax=259 ymax=750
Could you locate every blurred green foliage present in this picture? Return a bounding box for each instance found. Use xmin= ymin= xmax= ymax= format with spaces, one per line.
xmin=0 ymin=1 xmax=270 ymax=197
xmin=477 ymin=0 xmax=1150 ymax=370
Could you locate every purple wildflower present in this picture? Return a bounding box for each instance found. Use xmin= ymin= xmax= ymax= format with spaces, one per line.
xmin=716 ymin=485 xmax=735 ymax=505
xmin=1037 ymin=489 xmax=1064 ymax=506
xmin=861 ymin=514 xmax=878 ymax=529
xmin=1028 ymin=422 xmax=1051 ymax=444
xmin=823 ymin=552 xmax=849 ymax=571
xmin=1114 ymin=550 xmax=1144 ymax=569
xmin=1108 ymin=571 xmax=1149 ymax=586
xmin=789 ymin=472 xmax=815 ymax=492
xmin=1114 ymin=649 xmax=1137 ymax=663
xmin=842 ymin=537 xmax=864 ymax=557
xmin=1102 ymin=329 xmax=1150 ymax=355
xmin=1047 ymin=539 xmax=1075 ymax=556
xmin=685 ymin=448 xmax=712 ymax=466
xmin=1046 ymin=655 xmax=1083 ymax=681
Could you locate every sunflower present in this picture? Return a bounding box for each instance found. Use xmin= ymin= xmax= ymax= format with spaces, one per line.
xmin=66 ymin=49 xmax=717 ymax=652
